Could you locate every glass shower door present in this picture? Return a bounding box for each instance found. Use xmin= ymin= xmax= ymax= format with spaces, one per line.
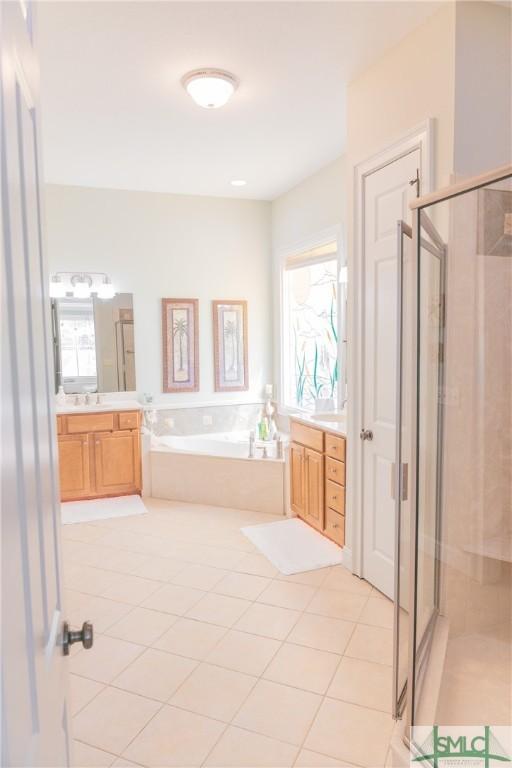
xmin=410 ymin=208 xmax=446 ymax=728
xmin=393 ymin=212 xmax=446 ymax=723
xmin=407 ymin=172 xmax=512 ymax=743
xmin=393 ymin=220 xmax=413 ymax=719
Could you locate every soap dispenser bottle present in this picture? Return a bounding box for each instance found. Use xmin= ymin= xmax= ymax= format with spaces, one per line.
xmin=56 ymin=385 xmax=66 ymax=406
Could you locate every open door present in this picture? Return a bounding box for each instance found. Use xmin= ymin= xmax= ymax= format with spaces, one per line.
xmin=2 ymin=2 xmax=72 ymax=764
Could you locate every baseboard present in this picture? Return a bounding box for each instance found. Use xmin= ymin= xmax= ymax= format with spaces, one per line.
xmin=341 ymin=546 xmax=353 ymax=571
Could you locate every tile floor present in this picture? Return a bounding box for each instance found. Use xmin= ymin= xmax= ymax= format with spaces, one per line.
xmin=63 ymin=498 xmax=396 ymax=768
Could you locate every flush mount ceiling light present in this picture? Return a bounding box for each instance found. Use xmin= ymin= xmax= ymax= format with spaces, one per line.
xmin=231 ymin=180 xmax=247 ymax=187
xmin=182 ymin=69 xmax=238 ymax=109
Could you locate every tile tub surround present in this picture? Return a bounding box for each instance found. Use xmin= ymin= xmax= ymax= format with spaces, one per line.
xmin=64 ymin=497 xmax=397 ymax=768
xmin=151 ymin=446 xmax=285 ymax=517
xmin=146 ymin=402 xmax=267 ymax=438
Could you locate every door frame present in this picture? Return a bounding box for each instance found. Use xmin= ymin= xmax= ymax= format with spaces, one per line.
xmin=348 ymin=120 xmax=434 ymax=578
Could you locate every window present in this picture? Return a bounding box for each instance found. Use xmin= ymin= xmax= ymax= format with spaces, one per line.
xmin=283 ymin=246 xmax=340 ymax=411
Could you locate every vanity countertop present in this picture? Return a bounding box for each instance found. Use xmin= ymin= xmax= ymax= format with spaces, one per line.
xmin=290 ymin=412 xmax=347 ymax=438
xmin=56 ymin=399 xmax=142 ymax=416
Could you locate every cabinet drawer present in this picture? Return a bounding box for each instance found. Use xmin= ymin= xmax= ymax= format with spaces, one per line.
xmin=66 ymin=412 xmax=115 ymax=434
xmin=290 ymin=421 xmax=324 ymax=452
xmin=325 ymin=456 xmax=345 ymax=486
xmin=325 ymin=507 xmax=344 ymax=546
xmin=56 ymin=415 xmax=64 ymax=435
xmin=325 ymin=432 xmax=345 ymax=461
xmin=325 ymin=479 xmax=345 ymax=514
xmin=118 ymin=411 xmax=140 ymax=430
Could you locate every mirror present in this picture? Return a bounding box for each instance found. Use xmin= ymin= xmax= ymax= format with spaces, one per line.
xmin=51 ymin=293 xmax=136 ymax=393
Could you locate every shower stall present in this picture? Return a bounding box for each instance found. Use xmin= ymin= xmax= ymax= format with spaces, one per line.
xmin=392 ymin=165 xmax=512 ymax=753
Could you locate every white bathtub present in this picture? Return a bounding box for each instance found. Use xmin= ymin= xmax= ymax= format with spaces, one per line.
xmin=152 ymin=431 xmax=284 ymax=459
xmin=150 ymin=431 xmax=286 ymax=515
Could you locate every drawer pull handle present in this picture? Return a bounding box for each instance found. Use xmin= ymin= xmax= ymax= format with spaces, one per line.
xmin=333 ymin=523 xmax=340 ymax=529
xmin=332 ymin=495 xmax=337 ymax=500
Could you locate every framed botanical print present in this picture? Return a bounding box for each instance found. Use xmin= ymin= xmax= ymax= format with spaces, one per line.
xmin=212 ymin=300 xmax=248 ymax=392
xmin=162 ymin=298 xmax=199 ymax=393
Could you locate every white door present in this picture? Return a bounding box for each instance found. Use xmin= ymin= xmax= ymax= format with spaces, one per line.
xmin=361 ymin=149 xmax=420 ymax=598
xmin=1 ymin=2 xmax=70 ymax=765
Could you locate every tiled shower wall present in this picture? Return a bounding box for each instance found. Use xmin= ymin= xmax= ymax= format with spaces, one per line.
xmin=440 ymin=182 xmax=511 ymax=639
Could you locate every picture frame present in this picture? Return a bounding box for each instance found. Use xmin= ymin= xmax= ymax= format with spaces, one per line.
xmin=212 ymin=300 xmax=249 ymax=392
xmin=162 ymin=298 xmax=199 ymax=393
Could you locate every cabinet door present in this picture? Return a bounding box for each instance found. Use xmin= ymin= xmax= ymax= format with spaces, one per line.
xmin=290 ymin=441 xmax=306 ymax=517
xmin=58 ymin=434 xmax=91 ymax=501
xmin=305 ymin=448 xmax=324 ymax=531
xmin=94 ymin=430 xmax=141 ymax=497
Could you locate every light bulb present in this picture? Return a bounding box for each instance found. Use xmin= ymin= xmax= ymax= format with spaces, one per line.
xmin=97 ymin=278 xmax=116 ymax=299
xmin=72 ymin=277 xmax=91 ymax=299
xmin=49 ymin=276 xmax=66 ymax=298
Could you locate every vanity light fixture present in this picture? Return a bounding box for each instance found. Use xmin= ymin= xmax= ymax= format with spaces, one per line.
xmin=49 ymin=272 xmax=118 ymax=300
xmin=231 ymin=180 xmax=246 ymax=187
xmin=182 ymin=69 xmax=238 ymax=109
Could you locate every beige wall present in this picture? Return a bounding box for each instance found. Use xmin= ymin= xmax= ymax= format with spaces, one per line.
xmin=45 ymin=184 xmax=272 ymax=404
xmin=454 ymin=1 xmax=512 ymax=176
xmin=270 ymin=155 xmax=346 ymax=412
xmin=344 ymin=4 xmax=457 ymax=555
xmin=271 ymin=155 xmax=345 ymax=254
xmin=346 ymin=3 xmax=456 ymax=193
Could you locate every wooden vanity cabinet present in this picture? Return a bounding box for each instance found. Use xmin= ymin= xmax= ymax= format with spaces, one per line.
xmin=93 ymin=430 xmax=141 ymax=497
xmin=304 ymin=448 xmax=324 ymax=531
xmin=290 ymin=442 xmax=306 ymax=517
xmin=289 ymin=419 xmax=346 ymax=547
xmin=57 ymin=410 xmax=142 ymax=502
xmin=58 ymin=433 xmax=91 ymax=500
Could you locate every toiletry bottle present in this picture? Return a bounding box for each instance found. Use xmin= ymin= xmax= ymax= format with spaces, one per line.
xmin=56 ymin=385 xmax=66 ymax=406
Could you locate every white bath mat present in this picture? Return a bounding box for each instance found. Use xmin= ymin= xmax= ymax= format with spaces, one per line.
xmin=241 ymin=517 xmax=343 ymax=575
xmin=62 ymin=495 xmax=147 ymax=525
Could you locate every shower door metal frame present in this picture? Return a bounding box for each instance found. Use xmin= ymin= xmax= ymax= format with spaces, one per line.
xmin=392 ymin=219 xmax=411 ymax=719
xmin=393 ymin=215 xmax=446 ymax=723
xmin=405 ymin=207 xmax=447 ymax=731
xmin=400 ymin=163 xmax=512 ymax=739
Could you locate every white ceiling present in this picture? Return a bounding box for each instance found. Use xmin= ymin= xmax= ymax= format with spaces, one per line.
xmin=38 ymin=1 xmax=439 ymax=201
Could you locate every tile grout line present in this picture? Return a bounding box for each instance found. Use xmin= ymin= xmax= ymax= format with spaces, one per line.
xmin=67 ymin=501 xmax=391 ymax=767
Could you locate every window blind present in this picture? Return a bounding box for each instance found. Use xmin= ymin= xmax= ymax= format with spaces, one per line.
xmin=284 ymin=241 xmax=337 ymax=270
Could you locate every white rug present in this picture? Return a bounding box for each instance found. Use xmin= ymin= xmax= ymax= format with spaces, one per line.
xmin=62 ymin=495 xmax=147 ymax=525
xmin=241 ymin=517 xmax=343 ymax=575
